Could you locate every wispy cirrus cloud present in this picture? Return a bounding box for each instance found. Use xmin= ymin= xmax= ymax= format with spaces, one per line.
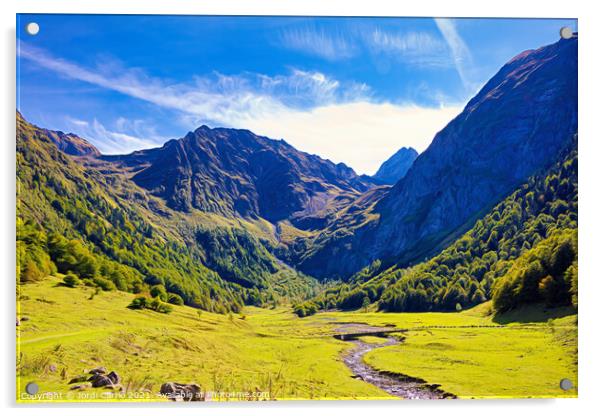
xmin=367 ymin=29 xmax=452 ymax=68
xmin=434 ymin=18 xmax=475 ymax=90
xmin=19 ymin=42 xmax=461 ymax=174
xmin=19 ymin=42 xmax=368 ymax=127
xmin=65 ymin=116 xmax=166 ymax=154
xmin=278 ymin=23 xmax=467 ymax=72
xmin=278 ymin=26 xmax=357 ymax=61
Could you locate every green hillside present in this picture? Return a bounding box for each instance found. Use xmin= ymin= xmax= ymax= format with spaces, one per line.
xmin=17 ymin=113 xmax=318 ymax=314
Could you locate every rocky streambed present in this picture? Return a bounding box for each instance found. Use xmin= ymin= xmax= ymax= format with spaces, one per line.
xmin=336 ymin=325 xmax=454 ymax=399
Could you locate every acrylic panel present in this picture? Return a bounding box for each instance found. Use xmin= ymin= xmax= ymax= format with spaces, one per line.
xmin=16 ymin=14 xmax=578 ymax=402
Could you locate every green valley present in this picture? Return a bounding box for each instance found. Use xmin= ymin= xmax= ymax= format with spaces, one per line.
xmin=17 ymin=277 xmax=577 ymax=401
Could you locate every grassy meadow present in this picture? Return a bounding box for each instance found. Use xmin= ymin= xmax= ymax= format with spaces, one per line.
xmin=17 ymin=276 xmax=577 ymax=402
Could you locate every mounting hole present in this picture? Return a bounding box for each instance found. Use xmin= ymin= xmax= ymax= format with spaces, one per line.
xmin=559 ymin=27 xmax=573 ymax=40
xmin=25 ymin=382 xmax=39 ymax=395
xmin=25 ymin=22 xmax=40 ymax=36
xmin=559 ymin=378 xmax=574 ymax=391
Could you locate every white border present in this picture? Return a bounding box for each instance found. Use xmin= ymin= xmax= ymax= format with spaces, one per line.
xmin=2 ymin=1 xmax=601 ymax=415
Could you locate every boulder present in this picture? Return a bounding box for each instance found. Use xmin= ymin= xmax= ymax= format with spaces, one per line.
xmin=89 ymin=374 xmax=113 ymax=388
xmin=160 ymin=382 xmax=203 ymax=401
xmin=107 ymin=371 xmax=121 ymax=385
xmin=88 ymin=370 xmax=120 ymax=387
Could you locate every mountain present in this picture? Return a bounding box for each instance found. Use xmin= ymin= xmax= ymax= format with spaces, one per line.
xmin=16 ymin=112 xmax=101 ymax=157
xmin=296 ymin=138 xmax=577 ymax=315
xmin=103 ymin=126 xmax=376 ymax=226
xmin=373 ymin=146 xmax=418 ymax=184
xmin=16 ymin=37 xmax=578 ymax=313
xmin=286 ymin=37 xmax=578 ymax=280
xmin=17 ymin=113 xmax=319 ymax=313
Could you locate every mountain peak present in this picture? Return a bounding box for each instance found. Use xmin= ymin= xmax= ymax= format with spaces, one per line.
xmin=373 ymin=146 xmax=418 ymax=185
xmin=292 ymin=37 xmax=577 ymax=279
xmin=121 ymin=124 xmax=376 ymax=222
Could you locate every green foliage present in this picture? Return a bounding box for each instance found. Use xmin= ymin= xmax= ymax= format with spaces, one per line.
xmin=149 ymin=297 xmax=173 ymax=314
xmin=492 ymin=229 xmax=577 ymax=312
xmin=128 ymin=295 xmax=172 ymax=313
xmin=293 ymin=301 xmax=318 ymax=317
xmin=128 ymin=296 xmax=149 ymax=310
xmin=167 ymin=293 xmax=184 ymax=306
xmin=361 ymin=296 xmax=370 ymax=312
xmin=149 ymin=285 xmax=168 ymax=301
xmin=195 ymin=226 xmax=277 ymax=289
xmin=62 ymin=273 xmax=80 ymax=288
xmin=93 ymin=276 xmax=117 ymax=292
xmin=17 ymin=219 xmax=56 ymax=283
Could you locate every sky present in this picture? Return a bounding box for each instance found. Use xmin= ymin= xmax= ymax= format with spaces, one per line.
xmin=17 ymin=15 xmax=577 ymax=175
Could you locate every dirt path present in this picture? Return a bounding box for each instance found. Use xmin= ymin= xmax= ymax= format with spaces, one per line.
xmin=338 ymin=326 xmax=454 ymax=399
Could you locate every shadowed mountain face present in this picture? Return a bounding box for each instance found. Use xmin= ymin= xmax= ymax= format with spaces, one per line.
xmin=291 ymin=37 xmax=578 ymax=279
xmin=103 ymin=126 xmax=376 ymax=224
xmin=373 ymin=147 xmax=418 ymax=185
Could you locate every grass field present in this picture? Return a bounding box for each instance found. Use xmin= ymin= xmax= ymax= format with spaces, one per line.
xmin=16 ymin=277 xmax=577 ymax=402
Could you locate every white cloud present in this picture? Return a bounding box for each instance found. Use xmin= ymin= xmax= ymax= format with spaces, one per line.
xmin=279 ymin=27 xmax=357 ymax=61
xmin=368 ymin=29 xmax=451 ymax=68
xmin=434 ymin=18 xmax=475 ymax=89
xmin=20 ymin=42 xmax=463 ymax=174
xmin=242 ymin=102 xmax=461 ymax=175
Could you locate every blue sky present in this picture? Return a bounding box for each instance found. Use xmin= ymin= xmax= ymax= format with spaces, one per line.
xmin=17 ymin=15 xmax=577 ymax=174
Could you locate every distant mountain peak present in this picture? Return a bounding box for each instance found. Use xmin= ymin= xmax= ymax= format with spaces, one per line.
xmin=373 ymin=146 xmax=418 ymax=185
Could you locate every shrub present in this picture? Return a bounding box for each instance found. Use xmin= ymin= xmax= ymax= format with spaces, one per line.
xmin=62 ymin=273 xmax=80 ymax=288
xmin=20 ymin=260 xmax=45 ymax=283
xmin=128 ymin=296 xmax=149 ymax=310
xmin=167 ymin=293 xmax=184 ymax=305
xmin=93 ymin=276 xmax=116 ymax=291
xmin=149 ymin=297 xmax=173 ymax=314
xmin=150 ymin=285 xmax=168 ymax=301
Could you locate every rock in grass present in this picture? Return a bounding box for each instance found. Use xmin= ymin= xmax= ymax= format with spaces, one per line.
xmin=89 ymin=374 xmax=112 ymax=388
xmin=70 ymin=382 xmax=92 ymax=390
xmin=88 ymin=370 xmax=120 ymax=387
xmin=107 ymin=371 xmax=121 ymax=385
xmin=160 ymin=382 xmax=203 ymax=401
xmin=68 ymin=374 xmax=89 ymax=384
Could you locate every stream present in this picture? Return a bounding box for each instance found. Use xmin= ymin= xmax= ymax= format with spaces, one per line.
xmin=337 ymin=325 xmax=454 ymax=399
